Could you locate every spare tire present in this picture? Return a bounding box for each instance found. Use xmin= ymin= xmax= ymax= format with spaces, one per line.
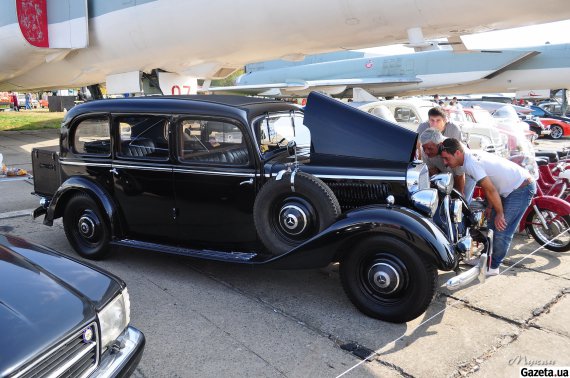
xmin=254 ymin=171 xmax=341 ymax=255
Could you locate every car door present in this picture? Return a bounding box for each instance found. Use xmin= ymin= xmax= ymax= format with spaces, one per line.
xmin=111 ymin=114 xmax=176 ymax=243
xmin=173 ymin=117 xmax=258 ymax=250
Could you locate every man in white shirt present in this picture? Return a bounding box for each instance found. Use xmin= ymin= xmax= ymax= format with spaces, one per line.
xmin=440 ymin=138 xmax=536 ymax=275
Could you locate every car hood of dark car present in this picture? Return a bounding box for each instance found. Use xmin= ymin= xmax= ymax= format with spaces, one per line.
xmin=303 ymin=91 xmax=417 ymax=164
xmin=0 ymin=234 xmax=123 ymax=377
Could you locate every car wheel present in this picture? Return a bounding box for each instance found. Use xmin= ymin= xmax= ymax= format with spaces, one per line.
xmin=254 ymin=172 xmax=341 ymax=255
xmin=340 ymin=235 xmax=438 ymax=323
xmin=550 ymin=125 xmax=564 ymax=139
xmin=63 ymin=192 xmax=110 ymax=259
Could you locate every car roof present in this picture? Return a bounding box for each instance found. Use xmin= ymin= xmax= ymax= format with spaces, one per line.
xmin=64 ymin=95 xmax=298 ymax=123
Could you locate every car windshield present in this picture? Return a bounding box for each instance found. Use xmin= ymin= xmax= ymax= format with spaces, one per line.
xmin=493 ymin=105 xmax=520 ymax=123
xmin=447 ymin=109 xmax=467 ymax=123
xmin=255 ymin=111 xmax=310 ymax=155
xmin=473 ymin=109 xmax=496 ymax=125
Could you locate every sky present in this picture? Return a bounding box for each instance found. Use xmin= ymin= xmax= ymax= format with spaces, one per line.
xmin=360 ymin=19 xmax=570 ymax=56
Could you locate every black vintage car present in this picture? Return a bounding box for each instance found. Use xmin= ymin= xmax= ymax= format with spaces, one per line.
xmin=31 ymin=92 xmax=489 ymax=323
xmin=0 ymin=234 xmax=145 ymax=377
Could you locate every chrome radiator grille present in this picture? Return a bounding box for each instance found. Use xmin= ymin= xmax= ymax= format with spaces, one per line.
xmin=15 ymin=323 xmax=99 ymax=378
xmin=325 ymin=181 xmax=390 ymax=210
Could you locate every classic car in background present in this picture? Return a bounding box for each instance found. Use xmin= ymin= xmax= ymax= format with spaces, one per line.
xmin=30 ymin=92 xmax=490 ymax=323
xmin=0 ymin=234 xmax=145 ymax=377
xmin=355 ymin=99 xmax=508 ymax=156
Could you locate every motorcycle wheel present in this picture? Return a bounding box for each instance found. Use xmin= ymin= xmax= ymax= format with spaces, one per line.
xmin=526 ymin=208 xmax=570 ymax=252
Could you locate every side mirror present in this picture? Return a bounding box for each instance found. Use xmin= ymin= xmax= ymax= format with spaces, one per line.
xmin=287 ymin=140 xmax=297 ymax=156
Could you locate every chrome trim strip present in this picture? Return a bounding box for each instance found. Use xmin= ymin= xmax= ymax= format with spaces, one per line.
xmin=266 ymin=173 xmax=405 ymax=180
xmin=315 ymin=174 xmax=406 ymax=181
xmin=112 ymin=164 xmax=172 ymax=172
xmin=60 ymin=161 xmax=112 ymax=168
xmin=172 ymin=168 xmax=255 ymax=177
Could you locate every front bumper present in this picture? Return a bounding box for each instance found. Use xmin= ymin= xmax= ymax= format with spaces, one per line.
xmin=91 ymin=326 xmax=145 ymax=378
xmin=540 ymin=129 xmax=551 ymax=136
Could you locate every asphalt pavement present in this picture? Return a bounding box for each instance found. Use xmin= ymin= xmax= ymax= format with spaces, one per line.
xmin=1 ymin=129 xmax=569 ymax=377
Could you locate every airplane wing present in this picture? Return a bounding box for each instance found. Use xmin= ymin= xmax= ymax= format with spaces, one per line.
xmin=202 ymin=76 xmax=422 ymax=97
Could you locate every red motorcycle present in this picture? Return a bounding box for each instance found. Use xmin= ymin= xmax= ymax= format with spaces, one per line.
xmin=473 ymin=130 xmax=570 ymax=252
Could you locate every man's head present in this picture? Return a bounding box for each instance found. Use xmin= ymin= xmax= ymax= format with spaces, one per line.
xmin=427 ymin=107 xmax=447 ymax=132
xmin=419 ymin=128 xmax=445 ymax=158
xmin=439 ymin=138 xmax=464 ymax=168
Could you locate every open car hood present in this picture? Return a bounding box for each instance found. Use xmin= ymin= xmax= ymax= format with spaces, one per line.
xmin=303 ymin=92 xmax=417 ymax=163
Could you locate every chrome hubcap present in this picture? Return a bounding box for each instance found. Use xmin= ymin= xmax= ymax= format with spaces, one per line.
xmin=78 ymin=215 xmax=96 ymax=238
xmin=279 ymin=205 xmax=308 ymax=236
xmin=367 ymin=261 xmax=402 ymax=295
xmin=551 ymin=126 xmax=562 ymax=139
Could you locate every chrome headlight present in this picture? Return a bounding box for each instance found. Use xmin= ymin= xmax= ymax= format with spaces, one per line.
xmin=98 ymin=289 xmax=131 ymax=350
xmin=407 ymin=163 xmax=429 ymax=194
xmin=430 ymin=173 xmax=454 ymax=195
xmin=411 ymin=188 xmax=438 ymax=217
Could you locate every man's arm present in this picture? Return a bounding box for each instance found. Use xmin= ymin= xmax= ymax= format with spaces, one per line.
xmin=454 ymin=174 xmax=465 ymax=195
xmin=479 ymin=177 xmax=507 ymax=231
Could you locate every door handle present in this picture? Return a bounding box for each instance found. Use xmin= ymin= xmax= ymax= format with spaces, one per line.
xmin=110 ymin=168 xmax=119 ymax=176
xmin=239 ymin=178 xmax=254 ymax=186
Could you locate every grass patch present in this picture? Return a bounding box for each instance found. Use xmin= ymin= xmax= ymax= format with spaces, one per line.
xmin=0 ymin=110 xmax=64 ymax=131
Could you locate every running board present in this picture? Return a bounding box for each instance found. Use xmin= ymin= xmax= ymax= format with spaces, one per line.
xmin=112 ymin=239 xmax=258 ymax=263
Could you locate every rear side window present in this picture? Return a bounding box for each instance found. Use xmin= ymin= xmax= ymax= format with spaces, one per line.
xmin=116 ymin=115 xmax=170 ymax=160
xmin=73 ymin=117 xmax=110 ymax=155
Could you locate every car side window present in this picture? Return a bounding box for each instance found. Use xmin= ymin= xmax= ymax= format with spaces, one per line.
xmin=178 ymin=119 xmax=250 ymax=165
xmin=73 ymin=116 xmax=111 ymax=156
xmin=116 ymin=115 xmax=169 ymax=160
xmin=394 ymin=107 xmax=419 ymax=123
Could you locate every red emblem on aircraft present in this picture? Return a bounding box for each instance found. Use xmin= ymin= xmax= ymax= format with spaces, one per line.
xmin=365 ymin=60 xmax=373 ymax=69
xmin=16 ymin=0 xmax=49 ymax=48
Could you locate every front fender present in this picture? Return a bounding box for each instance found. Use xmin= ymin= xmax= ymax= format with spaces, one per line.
xmin=44 ymin=176 xmax=121 ymax=237
xmin=264 ymin=205 xmax=455 ymax=270
xmin=532 ymin=196 xmax=570 ymax=216
xmin=520 ymin=195 xmax=570 ymax=232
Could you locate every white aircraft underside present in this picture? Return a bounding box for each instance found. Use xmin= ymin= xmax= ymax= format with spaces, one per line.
xmin=2 ymin=0 xmax=570 ymax=92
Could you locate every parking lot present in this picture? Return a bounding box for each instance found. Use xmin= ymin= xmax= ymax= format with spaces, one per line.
xmin=1 ymin=129 xmax=569 ymax=377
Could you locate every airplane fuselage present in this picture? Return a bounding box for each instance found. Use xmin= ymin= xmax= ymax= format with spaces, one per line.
xmin=2 ymin=0 xmax=570 ymax=91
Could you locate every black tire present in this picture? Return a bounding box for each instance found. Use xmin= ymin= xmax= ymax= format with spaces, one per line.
xmin=340 ymin=235 xmax=438 ymax=323
xmin=549 ymin=125 xmax=564 ymax=140
xmin=526 ymin=209 xmax=570 ymax=252
xmin=254 ymin=172 xmax=341 ymax=255
xmin=63 ymin=192 xmax=111 ymax=259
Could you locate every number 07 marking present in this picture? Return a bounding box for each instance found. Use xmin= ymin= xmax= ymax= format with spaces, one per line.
xmin=171 ymin=85 xmax=193 ymax=95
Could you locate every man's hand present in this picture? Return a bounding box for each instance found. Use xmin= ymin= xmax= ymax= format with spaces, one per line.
xmin=494 ymin=212 xmax=507 ymax=231
xmin=479 ymin=177 xmax=506 ymax=231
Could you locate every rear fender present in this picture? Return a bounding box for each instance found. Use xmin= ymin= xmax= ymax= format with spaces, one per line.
xmin=44 ymin=176 xmax=121 ymax=237
xmin=264 ymin=205 xmax=455 ymax=270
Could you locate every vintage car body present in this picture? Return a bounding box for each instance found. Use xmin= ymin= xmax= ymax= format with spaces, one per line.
xmin=31 ymin=92 xmax=484 ymax=323
xmin=0 ymin=234 xmax=145 ymax=377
